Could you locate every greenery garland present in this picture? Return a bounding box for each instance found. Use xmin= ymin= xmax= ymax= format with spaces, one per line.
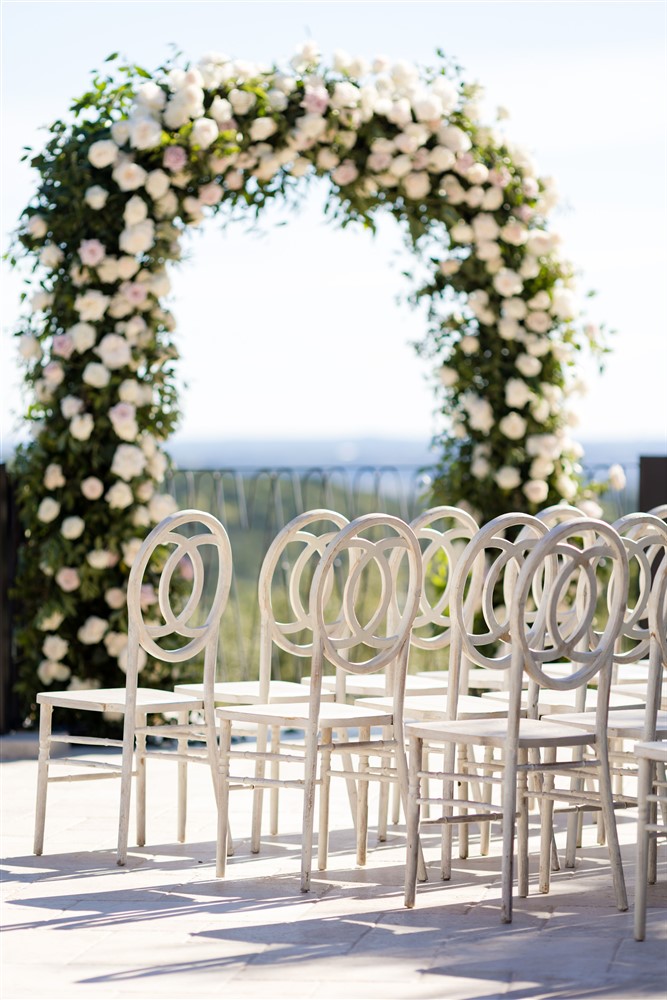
xmin=8 ymin=42 xmax=610 ymax=722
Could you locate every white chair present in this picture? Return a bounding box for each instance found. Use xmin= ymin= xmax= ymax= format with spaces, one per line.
xmin=215 ymin=512 xmax=423 ymax=890
xmin=179 ymin=509 xmax=347 ymax=849
xmin=404 ymin=516 xmax=630 ymax=923
xmin=34 ymin=510 xmax=232 ymax=863
xmin=634 ymin=740 xmax=667 ymax=941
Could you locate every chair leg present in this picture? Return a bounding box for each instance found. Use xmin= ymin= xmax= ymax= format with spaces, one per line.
xmin=177 ymin=709 xmax=188 ymax=843
xmin=300 ymin=723 xmax=320 ymax=893
xmin=216 ymin=719 xmax=232 ymax=877
xmin=539 ymin=746 xmax=557 ymax=894
xmin=33 ymin=703 xmax=53 ymax=856
xmin=517 ymin=749 xmax=530 ymax=898
xmin=377 ymin=725 xmax=391 ymax=842
xmin=479 ymin=745 xmax=494 ymax=857
xmin=356 ymin=726 xmax=371 ymax=867
xmin=501 ymin=739 xmax=519 ymax=923
xmin=404 ymin=733 xmax=423 ymax=908
xmin=269 ymin=725 xmax=280 ymax=837
xmin=634 ymin=754 xmax=653 ymax=941
xmin=135 ymin=711 xmax=147 ymax=848
xmin=596 ymin=737 xmax=628 ymax=912
xmin=318 ymin=727 xmax=332 ymax=871
xmin=458 ymin=743 xmax=469 ymax=860
xmin=117 ymin=704 xmax=137 ymax=866
xmin=250 ymin=723 xmax=268 ymax=854
xmin=440 ymin=742 xmax=456 ymax=881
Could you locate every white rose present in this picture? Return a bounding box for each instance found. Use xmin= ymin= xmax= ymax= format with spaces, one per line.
xmin=471 ymin=457 xmax=491 ymax=480
xmin=123 ymin=194 xmax=148 ymax=227
xmin=88 ymin=139 xmax=119 ymax=169
xmin=249 ymin=117 xmax=278 ymax=142
xmin=557 ymin=474 xmax=578 ymax=501
xmin=526 ymin=230 xmax=560 ymax=257
xmin=527 ymin=434 xmax=561 ymax=460
xmin=136 ymin=80 xmax=167 ymax=110
xmin=112 ymin=160 xmax=148 ymax=192
xmin=38 ymin=611 xmax=64 ymax=631
xmin=579 ymin=499 xmax=603 ymax=518
xmin=135 ymin=480 xmax=154 ymax=502
xmin=494 ymin=466 xmax=522 ymax=491
xmin=450 ymin=221 xmax=473 ymax=243
xmin=81 ymin=476 xmax=104 ymax=500
xmin=69 ymin=322 xmax=97 ymax=352
xmin=37 ymin=660 xmax=71 ymax=685
xmin=148 ymin=493 xmax=178 ymax=522
xmin=523 ymin=479 xmax=549 ymax=504
xmin=117 ymin=256 xmax=140 ymax=279
xmin=403 ymin=172 xmax=431 ymax=201
xmin=191 ymin=117 xmax=219 ymax=149
xmin=526 ymin=311 xmax=552 ymax=334
xmin=551 ymin=288 xmax=577 ymax=320
xmin=110 ymin=120 xmax=131 ymax=145
xmin=37 ymin=497 xmax=60 ymax=523
xmin=109 ymin=401 xmax=138 ymax=442
xmin=75 ymin=290 xmax=110 ymax=322
xmin=502 ymin=298 xmax=528 ymax=321
xmin=61 ymin=516 xmax=85 ymax=540
xmin=77 ymin=616 xmax=109 ymax=644
xmin=111 ymin=444 xmax=147 ymax=480
xmin=105 ymin=481 xmax=134 ymax=509
xmin=26 ymin=214 xmax=48 ymax=238
xmin=472 ymin=214 xmax=500 ymax=242
xmin=105 ymin=589 xmax=127 ymax=611
xmin=70 ymin=413 xmax=94 ymax=441
xmin=105 ymin=631 xmax=128 ymax=656
xmin=144 ymin=169 xmax=171 ymax=201
xmin=31 ymin=290 xmax=54 ymax=312
xmin=530 ymin=457 xmax=554 ymax=479
xmin=438 ymin=125 xmax=471 ymax=152
xmin=228 ymin=88 xmax=256 ymax=115
xmin=95 ymin=333 xmax=131 ymax=369
xmin=460 ymin=335 xmax=479 ymax=356
xmin=147 ymin=451 xmax=168 ymax=481
xmin=210 ymin=96 xmax=233 ymax=122
xmin=132 ymin=505 xmax=152 ymax=528
xmin=43 ymin=464 xmax=65 ymax=490
xmin=42 ymin=634 xmax=68 ymax=661
xmin=608 ymin=464 xmax=627 ymax=491
xmin=493 ymin=269 xmax=523 ymax=297
xmin=39 ymin=244 xmax=64 ymax=269
xmin=42 ymin=361 xmax=64 ymax=388
xmin=55 ymin=567 xmax=81 ymax=592
xmin=129 ymin=115 xmax=162 ymax=151
xmin=119 ymin=219 xmax=155 ymax=256
xmin=412 ymin=93 xmax=443 ymax=122
xmin=439 ymin=365 xmax=458 ymax=388
xmin=505 ymin=378 xmax=532 ymax=409
xmin=121 ymin=537 xmax=144 ymax=567
xmin=18 ymin=333 xmax=43 ymax=361
xmin=498 ymin=412 xmax=527 ymax=440
xmin=498 ymin=318 xmax=520 ymax=341
xmin=500 ymin=221 xmax=528 ymax=246
xmin=82 ymin=362 xmax=111 ymax=388
xmin=516 ymin=353 xmax=543 ymax=378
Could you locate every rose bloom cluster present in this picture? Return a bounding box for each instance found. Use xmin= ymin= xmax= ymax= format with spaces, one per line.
xmin=14 ymin=41 xmax=608 ymax=697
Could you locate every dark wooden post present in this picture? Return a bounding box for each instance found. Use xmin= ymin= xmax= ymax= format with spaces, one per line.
xmin=639 ymin=455 xmax=667 ymax=511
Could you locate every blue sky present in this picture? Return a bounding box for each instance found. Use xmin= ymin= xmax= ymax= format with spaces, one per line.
xmin=1 ymin=0 xmax=665 ymax=454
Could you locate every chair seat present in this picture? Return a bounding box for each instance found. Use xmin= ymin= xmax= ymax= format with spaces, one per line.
xmin=541 ymin=709 xmax=667 ymax=739
xmin=634 ymin=740 xmax=667 ymax=763
xmin=216 ymin=700 xmax=394 ymax=729
xmin=613 ymin=684 xmax=667 ymax=710
xmin=480 ymin=687 xmax=645 ymax=715
xmin=36 ymin=687 xmax=203 ymax=713
xmin=405 ymin=715 xmax=596 ymax=748
xmin=175 ymin=680 xmax=324 ymax=704
xmin=303 ymin=673 xmax=448 ymax=697
xmin=416 ymin=668 xmax=512 ymax=691
xmin=355 ymin=693 xmax=513 ymax=721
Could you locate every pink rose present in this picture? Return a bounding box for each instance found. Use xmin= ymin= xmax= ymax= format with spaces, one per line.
xmin=301 ymin=86 xmax=329 ymax=115
xmin=163 ymin=146 xmax=188 ymax=172
xmin=331 ymin=160 xmax=359 ymax=187
xmin=56 ymin=567 xmax=81 ymax=592
xmin=79 ymin=239 xmax=106 ymax=267
xmin=52 ymin=334 xmax=75 ymax=359
xmin=119 ymin=281 xmax=149 ymax=305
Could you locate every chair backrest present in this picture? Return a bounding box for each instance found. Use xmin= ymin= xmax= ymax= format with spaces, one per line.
xmin=448 ymin=513 xmax=550 ymax=704
xmin=257 ymin=509 xmax=349 ymax=696
xmin=406 ymin=505 xmax=481 ymax=651
xmin=308 ymin=513 xmax=422 ymax=715
xmin=508 ymin=520 xmax=629 ymax=728
xmin=125 ymin=509 xmax=233 ymax=698
xmin=611 ymin=512 xmax=667 ymax=665
xmin=645 ymin=556 xmax=667 ymax=738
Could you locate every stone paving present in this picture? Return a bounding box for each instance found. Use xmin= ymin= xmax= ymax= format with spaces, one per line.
xmin=1 ymin=735 xmax=665 ymax=1000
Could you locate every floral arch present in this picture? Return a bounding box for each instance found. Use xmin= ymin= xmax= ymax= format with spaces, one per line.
xmin=9 ymin=41 xmax=607 ymax=719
